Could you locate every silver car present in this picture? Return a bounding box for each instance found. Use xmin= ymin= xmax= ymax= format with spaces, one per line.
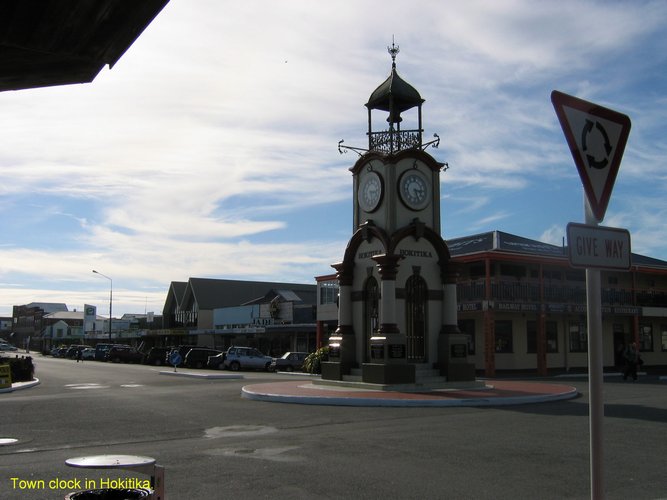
xmin=223 ymin=346 xmax=273 ymax=371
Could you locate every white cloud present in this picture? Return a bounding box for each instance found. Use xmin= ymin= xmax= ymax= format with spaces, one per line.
xmin=1 ymin=0 xmax=666 ymax=316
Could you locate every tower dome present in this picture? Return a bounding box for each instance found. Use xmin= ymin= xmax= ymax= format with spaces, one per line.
xmin=365 ymin=41 xmax=424 ymax=153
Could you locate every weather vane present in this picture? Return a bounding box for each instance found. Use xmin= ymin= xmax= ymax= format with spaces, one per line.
xmin=388 ymin=36 xmax=399 ymax=68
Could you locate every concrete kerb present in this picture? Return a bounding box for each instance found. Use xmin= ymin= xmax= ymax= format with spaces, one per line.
xmin=159 ymin=370 xmax=243 ymax=380
xmin=0 ymin=378 xmax=40 ymax=394
xmin=241 ymin=379 xmax=579 ymax=408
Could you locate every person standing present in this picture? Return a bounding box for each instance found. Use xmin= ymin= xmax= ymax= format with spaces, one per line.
xmin=623 ymin=342 xmax=639 ymax=381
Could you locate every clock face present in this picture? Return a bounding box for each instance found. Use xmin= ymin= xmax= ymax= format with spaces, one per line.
xmin=358 ymin=171 xmax=383 ymax=212
xmin=399 ymin=170 xmax=429 ymax=210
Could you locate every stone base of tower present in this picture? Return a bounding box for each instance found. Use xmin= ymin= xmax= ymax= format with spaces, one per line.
xmin=438 ymin=329 xmax=476 ymax=382
xmin=361 ymin=363 xmax=415 ymax=385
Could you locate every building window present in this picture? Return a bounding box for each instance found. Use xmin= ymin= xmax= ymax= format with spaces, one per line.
xmin=527 ymin=321 xmax=558 ymax=353
xmin=319 ymin=280 xmax=339 ymax=305
xmin=405 ymin=274 xmax=427 ymax=362
xmin=494 ymin=320 xmax=513 ymax=353
xmin=569 ymin=322 xmax=587 ymax=352
xmin=457 ymin=318 xmax=476 ymax=355
xmin=639 ymin=323 xmax=653 ymax=352
xmin=661 ymin=325 xmax=667 ymax=352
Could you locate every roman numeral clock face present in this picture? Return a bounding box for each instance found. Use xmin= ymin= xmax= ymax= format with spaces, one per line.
xmin=358 ymin=171 xmax=383 ymax=212
xmin=399 ymin=169 xmax=430 ymax=210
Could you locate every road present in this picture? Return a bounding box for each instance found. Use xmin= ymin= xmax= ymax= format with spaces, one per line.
xmin=1 ymin=354 xmax=666 ymax=499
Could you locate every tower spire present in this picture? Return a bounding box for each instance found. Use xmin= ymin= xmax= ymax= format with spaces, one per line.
xmin=388 ymin=36 xmax=399 ymax=69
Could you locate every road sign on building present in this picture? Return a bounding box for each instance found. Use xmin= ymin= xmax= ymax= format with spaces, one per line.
xmin=551 ymin=90 xmax=631 ymax=221
xmin=567 ymin=222 xmax=631 ymax=270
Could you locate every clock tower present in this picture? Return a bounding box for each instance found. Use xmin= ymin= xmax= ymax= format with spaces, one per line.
xmin=324 ymin=42 xmax=475 ymax=386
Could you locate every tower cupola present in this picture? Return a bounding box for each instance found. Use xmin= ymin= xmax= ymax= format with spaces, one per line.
xmin=365 ymin=41 xmax=424 ymax=154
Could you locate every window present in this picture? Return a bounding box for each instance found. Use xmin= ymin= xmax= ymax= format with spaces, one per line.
xmin=319 ymin=280 xmax=339 ymax=305
xmin=661 ymin=325 xmax=667 ymax=352
xmin=569 ymin=322 xmax=587 ymax=352
xmin=527 ymin=321 xmax=558 ymax=353
xmin=405 ymin=274 xmax=427 ymax=362
xmin=457 ymin=319 xmax=476 ymax=355
xmin=639 ymin=323 xmax=653 ymax=352
xmin=495 ymin=320 xmax=513 ymax=353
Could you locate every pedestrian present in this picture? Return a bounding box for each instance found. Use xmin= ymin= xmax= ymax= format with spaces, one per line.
xmin=623 ymin=342 xmax=639 ymax=381
xmin=76 ymin=347 xmax=83 ymax=363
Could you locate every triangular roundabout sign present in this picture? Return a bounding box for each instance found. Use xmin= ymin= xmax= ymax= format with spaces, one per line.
xmin=551 ymin=90 xmax=631 ymax=222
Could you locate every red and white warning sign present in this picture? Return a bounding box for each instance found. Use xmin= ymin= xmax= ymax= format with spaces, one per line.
xmin=551 ymin=90 xmax=631 ymax=222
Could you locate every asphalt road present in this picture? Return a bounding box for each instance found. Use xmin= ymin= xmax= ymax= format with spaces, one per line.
xmin=1 ymin=354 xmax=666 ymax=499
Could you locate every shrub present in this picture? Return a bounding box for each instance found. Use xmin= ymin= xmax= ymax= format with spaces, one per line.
xmin=303 ymin=346 xmax=329 ymax=374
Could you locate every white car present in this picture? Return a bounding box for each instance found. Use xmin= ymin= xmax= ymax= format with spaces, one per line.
xmin=0 ymin=343 xmax=18 ymax=352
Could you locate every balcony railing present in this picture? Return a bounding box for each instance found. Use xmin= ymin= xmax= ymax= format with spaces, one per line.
xmin=457 ymin=280 xmax=667 ymax=308
xmin=369 ymin=129 xmax=421 ymax=154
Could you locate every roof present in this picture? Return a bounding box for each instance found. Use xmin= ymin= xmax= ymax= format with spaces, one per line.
xmin=23 ymin=302 xmax=69 ymax=313
xmin=446 ymin=230 xmax=667 ymax=269
xmin=44 ymin=311 xmax=84 ymax=320
xmin=178 ymin=278 xmax=317 ymax=312
xmin=162 ymin=281 xmax=187 ymax=315
xmin=366 ymin=66 xmax=424 ymax=116
xmin=0 ymin=0 xmax=169 ymax=91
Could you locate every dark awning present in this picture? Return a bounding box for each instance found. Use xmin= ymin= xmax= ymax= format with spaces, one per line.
xmin=0 ymin=0 xmax=169 ymax=91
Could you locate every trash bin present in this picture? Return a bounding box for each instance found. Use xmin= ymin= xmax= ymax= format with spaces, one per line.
xmin=64 ymin=455 xmax=164 ymax=500
xmin=65 ymin=488 xmax=152 ymax=499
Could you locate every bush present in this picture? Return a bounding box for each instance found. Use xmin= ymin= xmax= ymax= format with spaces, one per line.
xmin=303 ymin=347 xmax=329 ymax=374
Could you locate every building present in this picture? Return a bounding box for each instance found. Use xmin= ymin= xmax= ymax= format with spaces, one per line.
xmin=450 ymin=230 xmax=667 ymax=376
xmin=160 ymin=277 xmax=317 ymax=355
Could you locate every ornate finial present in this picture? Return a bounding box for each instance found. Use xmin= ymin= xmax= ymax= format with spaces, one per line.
xmin=388 ymin=36 xmax=399 ymax=69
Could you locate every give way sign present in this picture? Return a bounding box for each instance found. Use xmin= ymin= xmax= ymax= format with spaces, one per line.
xmin=551 ymin=90 xmax=631 ymax=222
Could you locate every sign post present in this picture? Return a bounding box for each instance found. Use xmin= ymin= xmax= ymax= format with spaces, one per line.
xmin=553 ymin=90 xmax=631 ymax=500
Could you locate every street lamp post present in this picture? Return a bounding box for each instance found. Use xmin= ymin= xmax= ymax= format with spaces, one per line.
xmin=92 ymin=270 xmax=112 ymax=341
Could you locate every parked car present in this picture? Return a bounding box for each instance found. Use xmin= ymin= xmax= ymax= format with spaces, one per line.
xmin=81 ymin=347 xmax=96 ymax=360
xmin=94 ymin=343 xmax=115 ymax=361
xmin=0 ymin=343 xmax=18 ymax=352
xmin=145 ymin=346 xmax=172 ymax=366
xmin=105 ymin=345 xmax=144 ymax=364
xmin=184 ymin=348 xmax=223 ymax=369
xmin=207 ymin=352 xmax=226 ymax=370
xmin=270 ymin=351 xmax=308 ymax=372
xmin=65 ymin=345 xmax=88 ymax=359
xmin=223 ymin=346 xmax=273 ymax=371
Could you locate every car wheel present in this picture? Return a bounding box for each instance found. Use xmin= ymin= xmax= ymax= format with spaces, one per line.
xmin=286 ymin=365 xmax=293 ymax=372
xmin=264 ymin=362 xmax=271 ymax=371
xmin=230 ymin=361 xmax=240 ymax=371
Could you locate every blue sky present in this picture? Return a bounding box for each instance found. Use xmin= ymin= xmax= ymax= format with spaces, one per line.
xmin=1 ymin=0 xmax=666 ymax=318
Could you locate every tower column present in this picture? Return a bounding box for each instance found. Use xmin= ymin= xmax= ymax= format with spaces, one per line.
xmin=439 ymin=264 xmax=476 ymax=380
xmin=372 ymin=254 xmax=402 ymax=335
xmin=322 ymin=262 xmax=355 ymax=380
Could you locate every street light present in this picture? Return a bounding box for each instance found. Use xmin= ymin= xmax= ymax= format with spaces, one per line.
xmin=92 ymin=270 xmax=112 ymax=341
